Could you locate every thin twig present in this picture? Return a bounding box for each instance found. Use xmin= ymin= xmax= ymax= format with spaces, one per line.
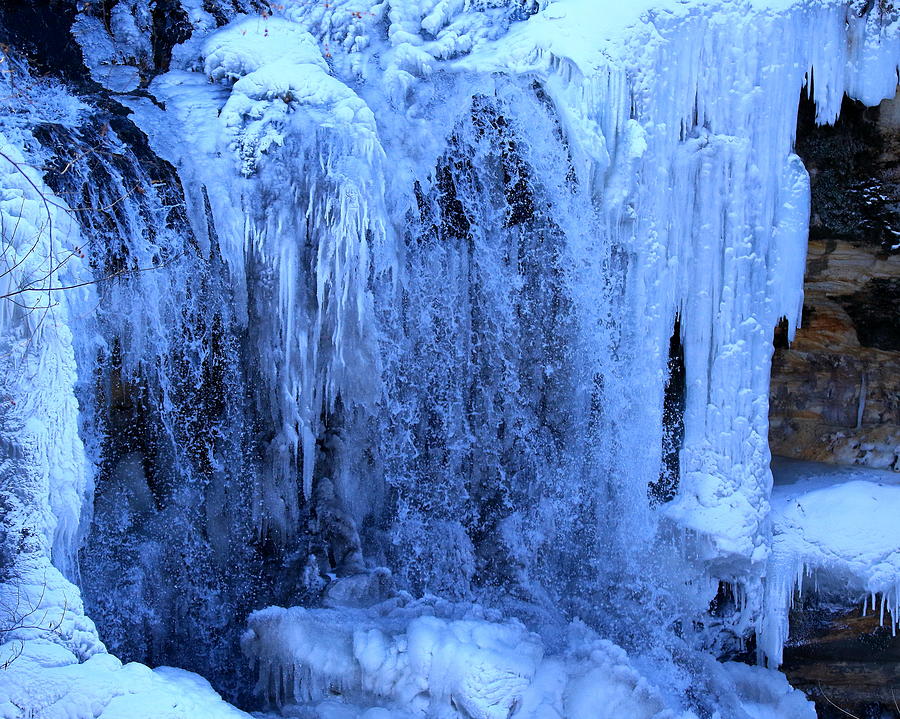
xmin=818 ymin=684 xmax=861 ymax=719
xmin=0 ymin=252 xmax=184 ymax=300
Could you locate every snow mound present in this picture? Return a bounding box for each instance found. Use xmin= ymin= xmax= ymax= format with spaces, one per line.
xmin=201 ymin=16 xmax=329 ymax=82
xmin=0 ymin=639 xmax=250 ymax=719
xmin=243 ymin=598 xmax=816 ymax=718
xmin=198 ymin=15 xmax=378 ymax=176
xmin=759 ymin=459 xmax=900 ymax=665
xmin=721 ymin=662 xmax=816 ymax=719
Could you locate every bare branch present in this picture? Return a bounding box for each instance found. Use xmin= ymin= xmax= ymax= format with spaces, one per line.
xmin=0 ymin=251 xmax=185 ymax=300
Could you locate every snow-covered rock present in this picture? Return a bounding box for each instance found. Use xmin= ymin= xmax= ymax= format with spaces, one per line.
xmin=0 ymin=639 xmax=251 ymax=719
xmin=760 ymin=459 xmax=900 ymax=665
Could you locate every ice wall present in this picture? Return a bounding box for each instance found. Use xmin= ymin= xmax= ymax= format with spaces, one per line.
xmin=477 ymin=0 xmax=899 ymax=573
xmin=126 ymin=1 xmax=674 ymax=632
xmin=0 ymin=75 xmax=102 ymax=662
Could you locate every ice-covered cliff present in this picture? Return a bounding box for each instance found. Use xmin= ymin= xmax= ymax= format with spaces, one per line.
xmin=0 ymin=0 xmax=898 ymax=717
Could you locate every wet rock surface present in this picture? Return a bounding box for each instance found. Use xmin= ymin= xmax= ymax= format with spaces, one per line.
xmin=782 ymin=602 xmax=900 ymax=717
xmin=770 ymin=94 xmax=900 ymax=472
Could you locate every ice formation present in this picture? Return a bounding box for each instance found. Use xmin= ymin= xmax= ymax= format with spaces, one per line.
xmin=123 ymin=0 xmax=900 ymax=583
xmin=759 ymin=460 xmax=900 ymax=666
xmin=242 ymin=600 xmax=684 ymax=719
xmin=240 ymin=596 xmax=821 ymax=719
xmin=243 ymin=603 xmax=550 ymax=718
xmin=0 ymin=0 xmax=898 ymax=716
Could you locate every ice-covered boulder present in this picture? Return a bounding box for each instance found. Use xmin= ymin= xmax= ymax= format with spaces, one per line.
xmin=242 ymin=602 xmax=545 ymax=718
xmin=196 ymin=15 xmax=378 ymax=176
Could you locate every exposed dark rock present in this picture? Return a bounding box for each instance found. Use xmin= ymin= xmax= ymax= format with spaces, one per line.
xmin=796 ymin=93 xmax=900 ymax=254
xmin=151 ymin=0 xmax=192 ymax=73
xmin=770 ymin=93 xmax=900 ymax=472
xmin=0 ymin=0 xmax=91 ymax=86
xmin=782 ymin=603 xmax=900 ymax=715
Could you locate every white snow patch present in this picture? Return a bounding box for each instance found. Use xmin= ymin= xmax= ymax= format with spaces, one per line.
xmin=759 ymin=459 xmax=900 ymax=665
xmin=0 ymin=639 xmax=251 ymax=719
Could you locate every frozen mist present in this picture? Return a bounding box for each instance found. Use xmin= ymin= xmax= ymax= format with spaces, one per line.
xmin=0 ymin=0 xmax=898 ymax=717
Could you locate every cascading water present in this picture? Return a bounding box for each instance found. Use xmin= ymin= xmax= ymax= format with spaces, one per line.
xmin=31 ymin=111 xmax=266 ymax=699
xmin=28 ymin=74 xmax=682 ymax=701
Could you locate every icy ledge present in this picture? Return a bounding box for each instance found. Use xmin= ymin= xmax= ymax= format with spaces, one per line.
xmin=241 ymin=597 xmax=814 ymax=719
xmin=759 ymin=460 xmax=900 ymax=666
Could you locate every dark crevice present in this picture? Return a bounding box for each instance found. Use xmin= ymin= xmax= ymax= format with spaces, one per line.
xmin=0 ymin=0 xmax=92 ymax=86
xmin=651 ymin=315 xmax=685 ymax=503
xmin=836 ymin=277 xmax=900 ymax=351
xmin=772 ymin=316 xmax=791 ymax=350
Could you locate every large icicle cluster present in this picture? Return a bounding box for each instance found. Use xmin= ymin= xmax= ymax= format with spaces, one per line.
xmin=126 ymin=11 xmax=387 ymax=534
xmin=473 ymin=0 xmax=900 ymax=571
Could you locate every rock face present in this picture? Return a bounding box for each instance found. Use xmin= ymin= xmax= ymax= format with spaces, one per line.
xmin=782 ymin=604 xmax=900 ymax=715
xmin=769 ymin=95 xmax=900 ymax=471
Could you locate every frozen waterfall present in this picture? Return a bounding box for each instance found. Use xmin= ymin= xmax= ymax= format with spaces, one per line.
xmin=0 ymin=0 xmax=898 ymax=717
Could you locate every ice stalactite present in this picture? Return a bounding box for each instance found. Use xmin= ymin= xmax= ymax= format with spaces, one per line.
xmin=130 ymin=15 xmax=388 ymax=541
